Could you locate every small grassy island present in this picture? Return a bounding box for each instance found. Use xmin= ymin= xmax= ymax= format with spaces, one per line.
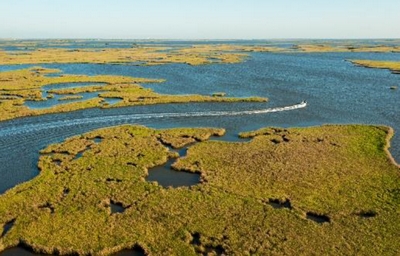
xmin=0 ymin=124 xmax=399 ymax=255
xmin=350 ymin=60 xmax=400 ymax=74
xmin=0 ymin=67 xmax=266 ymax=122
xmin=294 ymin=44 xmax=400 ymax=53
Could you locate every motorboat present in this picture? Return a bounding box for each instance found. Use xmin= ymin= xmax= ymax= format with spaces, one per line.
xmin=299 ymin=100 xmax=307 ymax=106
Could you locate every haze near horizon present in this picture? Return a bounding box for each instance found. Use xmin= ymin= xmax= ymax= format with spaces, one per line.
xmin=0 ymin=0 xmax=399 ymax=39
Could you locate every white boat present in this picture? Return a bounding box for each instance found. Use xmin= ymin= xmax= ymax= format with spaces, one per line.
xmin=299 ymin=100 xmax=307 ymax=107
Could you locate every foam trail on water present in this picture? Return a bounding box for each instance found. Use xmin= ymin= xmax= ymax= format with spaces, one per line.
xmin=0 ymin=102 xmax=306 ymax=137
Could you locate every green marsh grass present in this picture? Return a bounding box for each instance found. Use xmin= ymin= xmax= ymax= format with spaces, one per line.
xmin=0 ymin=125 xmax=399 ymax=255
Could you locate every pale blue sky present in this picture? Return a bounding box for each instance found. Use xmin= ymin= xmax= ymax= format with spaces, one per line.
xmin=1 ymin=0 xmax=399 ymax=39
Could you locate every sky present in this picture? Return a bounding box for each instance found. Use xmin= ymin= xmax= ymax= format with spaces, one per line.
xmin=0 ymin=0 xmax=399 ymax=39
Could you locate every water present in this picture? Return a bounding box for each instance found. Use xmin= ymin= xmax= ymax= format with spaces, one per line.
xmin=0 ymin=247 xmax=144 ymax=256
xmin=1 ymin=219 xmax=15 ymax=237
xmin=0 ymin=247 xmax=48 ymax=256
xmin=0 ymin=102 xmax=307 ymax=137
xmin=306 ymin=212 xmax=331 ymax=224
xmin=147 ymin=146 xmax=201 ymax=187
xmin=23 ymin=82 xmax=122 ymax=109
xmin=0 ymin=51 xmax=399 ymax=195
xmin=110 ymin=201 xmax=126 ymax=214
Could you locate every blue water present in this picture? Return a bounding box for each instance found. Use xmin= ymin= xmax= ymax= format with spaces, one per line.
xmin=24 ymin=82 xmax=122 ymax=109
xmin=0 ymin=50 xmax=399 ymax=195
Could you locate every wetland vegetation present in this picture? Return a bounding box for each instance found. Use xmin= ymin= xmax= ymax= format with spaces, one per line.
xmin=0 ymin=125 xmax=399 ymax=255
xmin=0 ymin=46 xmax=248 ymax=66
xmin=350 ymin=60 xmax=400 ymax=74
xmin=293 ymin=44 xmax=400 ymax=53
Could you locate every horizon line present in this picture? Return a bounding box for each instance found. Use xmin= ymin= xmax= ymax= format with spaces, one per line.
xmin=1 ymin=38 xmax=400 ymax=41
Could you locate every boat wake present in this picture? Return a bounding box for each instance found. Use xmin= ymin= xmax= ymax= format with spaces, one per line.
xmin=0 ymin=102 xmax=307 ymax=137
